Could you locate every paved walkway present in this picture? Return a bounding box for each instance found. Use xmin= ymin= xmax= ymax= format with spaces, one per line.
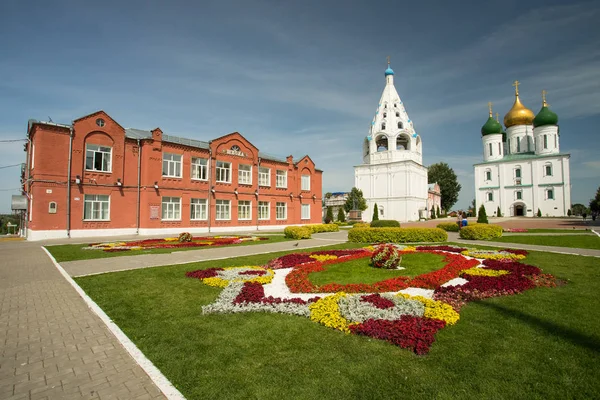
xmin=0 ymin=240 xmax=166 ymax=399
xmin=60 ymin=232 xmax=348 ymax=277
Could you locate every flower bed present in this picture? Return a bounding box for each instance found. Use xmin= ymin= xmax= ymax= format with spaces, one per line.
xmin=86 ymin=235 xmax=269 ymax=252
xmin=188 ymin=246 xmax=558 ymax=355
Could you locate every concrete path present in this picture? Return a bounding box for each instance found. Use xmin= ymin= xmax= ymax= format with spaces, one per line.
xmin=59 ymin=232 xmax=348 ymax=277
xmin=0 ymin=240 xmax=166 ymax=399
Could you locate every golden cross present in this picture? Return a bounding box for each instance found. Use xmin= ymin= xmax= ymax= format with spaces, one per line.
xmin=542 ymin=89 xmax=547 ymax=105
xmin=386 ymin=55 xmax=390 ymax=65
xmin=495 ymin=112 xmax=500 ymax=122
xmin=512 ymin=80 xmax=520 ymax=96
xmin=488 ymin=102 xmax=493 ymax=116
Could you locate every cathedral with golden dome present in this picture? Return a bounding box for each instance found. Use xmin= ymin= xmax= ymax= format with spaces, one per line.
xmin=473 ymin=81 xmax=571 ymax=217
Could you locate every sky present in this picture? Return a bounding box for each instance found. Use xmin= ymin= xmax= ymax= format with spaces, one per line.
xmin=1 ymin=0 xmax=599 ymax=213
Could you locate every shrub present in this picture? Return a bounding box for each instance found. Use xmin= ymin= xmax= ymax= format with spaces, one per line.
xmin=373 ymin=204 xmax=379 ymax=221
xmin=352 ymin=222 xmax=370 ymax=229
xmin=284 ymin=226 xmax=312 ymax=239
xmin=437 ymin=222 xmax=460 ymax=232
xmin=178 ymin=232 xmax=193 ymax=243
xmin=348 ymin=228 xmax=447 ymax=243
xmin=370 ymin=220 xmax=401 ymax=228
xmin=430 ymin=207 xmax=436 ymax=219
xmin=459 ymin=224 xmax=503 ymax=240
xmin=496 ymin=206 xmax=502 ymax=217
xmin=371 ymin=244 xmax=401 ymax=269
xmin=307 ymin=224 xmax=339 ymax=234
xmin=477 ymin=205 xmax=488 ymax=224
xmin=325 ymin=207 xmax=334 ymax=224
xmin=436 ymin=206 xmax=441 ymax=219
xmin=337 ymin=208 xmax=346 ymax=222
xmin=537 ymin=208 xmax=542 ymax=217
xmin=567 ymin=209 xmax=572 ymax=216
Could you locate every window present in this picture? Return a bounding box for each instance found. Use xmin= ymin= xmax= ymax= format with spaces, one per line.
xmin=258 ymin=201 xmax=270 ymax=220
xmin=161 ymin=197 xmax=181 ymax=220
xmin=487 ymin=192 xmax=493 ymax=202
xmin=190 ymin=198 xmax=207 ymax=220
xmin=485 ymin=170 xmax=491 ymax=181
xmin=86 ymin=144 xmax=112 ymax=172
xmin=516 ymin=191 xmax=522 ymax=200
xmin=396 ymin=112 xmax=400 ymax=117
xmin=547 ymin=189 xmax=554 ymax=200
xmin=381 ymin=122 xmax=386 ymax=130
xmin=488 ymin=143 xmax=493 ymax=157
xmin=397 ymin=122 xmax=402 ymax=129
xmin=498 ymin=143 xmax=501 ymax=154
xmin=162 ymin=153 xmax=182 ymax=178
xmin=515 ymin=168 xmax=521 ymax=178
xmin=96 ymin=118 xmax=105 ymax=127
xmin=301 ymin=204 xmax=310 ymax=220
xmin=554 ymin=135 xmax=557 ymax=148
xmin=276 ymin=170 xmax=287 ymax=188
xmin=215 ymin=200 xmax=231 ymax=220
xmin=301 ymin=175 xmax=310 ymax=191
xmin=379 ymin=206 xmax=384 ymax=217
xmin=383 ymin=112 xmax=387 ymax=118
xmin=191 ymin=158 xmax=208 ymax=180
xmin=517 ymin=138 xmax=521 ymax=153
xmin=216 ymin=161 xmax=231 ymax=183
xmin=258 ymin=167 xmax=270 ymax=186
xmin=276 ymin=202 xmax=287 ymax=220
xmin=545 ymin=164 xmax=552 ymax=176
xmin=543 ymin=134 xmax=548 ymax=149
xmin=238 ymin=164 xmax=252 ymax=185
xmin=84 ymin=195 xmax=110 ymax=221
xmin=238 ymin=200 xmax=251 ymax=220
xmin=48 ymin=201 xmax=57 ymax=214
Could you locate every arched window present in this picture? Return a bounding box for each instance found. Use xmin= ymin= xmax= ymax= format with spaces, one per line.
xmin=384 ymin=103 xmax=387 ymax=110
xmin=397 ymin=121 xmax=403 ymax=129
xmin=396 ymin=135 xmax=409 ymax=150
xmin=485 ymin=169 xmax=492 ymax=181
xmin=544 ymin=163 xmax=552 ymax=176
xmin=381 ymin=122 xmax=386 ymax=130
xmin=376 ymin=135 xmax=388 ymax=152
xmin=396 ymin=112 xmax=400 ymax=117
xmin=487 ymin=192 xmax=494 ymax=202
xmin=383 ymin=112 xmax=387 ymax=118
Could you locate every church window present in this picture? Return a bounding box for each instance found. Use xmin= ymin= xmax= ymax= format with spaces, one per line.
xmin=545 ymin=163 xmax=552 ymax=176
xmin=376 ymin=136 xmax=388 ymax=152
xmin=554 ymin=135 xmax=557 ymax=148
xmin=527 ymin=136 xmax=531 ymax=152
xmin=397 ymin=121 xmax=403 ymax=129
xmin=384 ymin=104 xmax=387 ymax=109
xmin=396 ymin=135 xmax=409 ymax=151
xmin=515 ymin=168 xmax=521 ymax=179
xmin=546 ymin=189 xmax=554 ymax=200
xmin=381 ymin=122 xmax=386 ymax=130
xmin=543 ymin=135 xmax=548 ymax=149
xmin=379 ymin=206 xmax=384 ymax=217
xmin=487 ymin=192 xmax=493 ymax=202
xmin=489 ymin=143 xmax=493 ymax=156
xmin=498 ymin=143 xmax=501 ymax=154
xmin=383 ymin=112 xmax=387 ymax=118
xmin=485 ymin=170 xmax=491 ymax=181
xmin=394 ymin=103 xmax=397 ymax=108
xmin=516 ymin=191 xmax=522 ymax=200
xmin=396 ymin=112 xmax=400 ymax=117
xmin=517 ymin=138 xmax=521 ymax=153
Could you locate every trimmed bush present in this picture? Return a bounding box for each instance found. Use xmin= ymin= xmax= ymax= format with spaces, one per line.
xmin=459 ymin=224 xmax=503 ymax=240
xmin=373 ymin=204 xmax=379 ymax=221
xmin=370 ymin=220 xmax=401 ymax=228
xmin=337 ymin=208 xmax=346 ymax=222
xmin=352 ymin=222 xmax=370 ymax=229
xmin=537 ymin=208 xmax=542 ymax=217
xmin=348 ymin=227 xmax=447 ymax=243
xmin=325 ymin=207 xmax=334 ymax=224
xmin=307 ymin=224 xmax=340 ymax=234
xmin=477 ymin=205 xmax=488 ymax=224
xmin=284 ymin=226 xmax=312 ymax=239
xmin=437 ymin=222 xmax=460 ymax=232
xmin=496 ymin=206 xmax=502 ymax=217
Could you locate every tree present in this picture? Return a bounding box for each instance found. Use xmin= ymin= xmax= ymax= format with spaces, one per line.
xmin=567 ymin=209 xmax=572 ymax=216
xmin=344 ymin=187 xmax=368 ymax=213
xmin=430 ymin=206 xmax=436 ymax=219
xmin=537 ymin=208 xmax=542 ymax=217
xmin=428 ymin=162 xmax=462 ymax=212
xmin=496 ymin=206 xmax=502 ymax=217
xmin=436 ymin=206 xmax=441 ymax=219
xmin=589 ymin=186 xmax=600 ymax=214
xmin=470 ymin=199 xmax=476 ymax=218
xmin=325 ymin=206 xmax=334 ymax=224
xmin=477 ymin=205 xmax=488 ymax=223
xmin=571 ymin=203 xmax=587 ymax=216
xmin=337 ymin=208 xmax=346 ymax=222
xmin=373 ymin=203 xmax=379 ymax=221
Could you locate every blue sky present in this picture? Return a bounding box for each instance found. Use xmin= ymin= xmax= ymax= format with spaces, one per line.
xmin=1 ymin=0 xmax=599 ymax=213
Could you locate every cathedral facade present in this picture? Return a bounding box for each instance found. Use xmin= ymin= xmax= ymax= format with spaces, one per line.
xmin=354 ymin=63 xmax=428 ymax=222
xmin=474 ymin=83 xmax=571 ymax=217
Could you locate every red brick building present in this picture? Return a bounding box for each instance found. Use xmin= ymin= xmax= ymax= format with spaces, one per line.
xmin=22 ymin=111 xmax=323 ymax=240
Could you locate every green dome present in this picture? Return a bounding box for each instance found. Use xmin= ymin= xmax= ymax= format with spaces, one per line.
xmin=533 ymin=105 xmax=558 ymax=127
xmin=481 ymin=116 xmax=503 ymax=136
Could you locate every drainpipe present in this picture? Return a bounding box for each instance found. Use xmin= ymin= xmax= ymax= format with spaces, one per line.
xmin=256 ymin=157 xmax=261 ymax=231
xmin=207 ymin=146 xmax=213 ymax=233
xmin=24 ymin=128 xmax=32 ymax=238
xmin=136 ymin=139 xmax=142 ymax=234
xmin=66 ymin=126 xmax=74 ymax=238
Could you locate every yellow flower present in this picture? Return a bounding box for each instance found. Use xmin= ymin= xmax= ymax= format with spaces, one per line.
xmin=396 ymin=293 xmax=460 ymax=325
xmin=309 ymin=293 xmax=355 ymax=333
xmin=310 ymin=254 xmax=338 ymax=262
xmin=461 ymin=268 xmax=509 ymax=277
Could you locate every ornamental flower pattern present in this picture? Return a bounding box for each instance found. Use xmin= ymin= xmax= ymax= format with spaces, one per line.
xmin=188 ymin=246 xmax=558 ymax=354
xmin=86 ymin=235 xmax=269 ymax=252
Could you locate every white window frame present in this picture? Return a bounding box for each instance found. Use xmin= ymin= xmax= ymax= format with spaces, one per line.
xmin=190 ymin=198 xmax=207 ymax=220
xmin=258 ymin=201 xmax=270 ymax=220
xmin=258 ymin=167 xmax=270 ymax=187
xmin=546 ymin=189 xmax=554 ymax=200
xmin=276 ymin=169 xmax=287 ymax=188
xmin=516 ymin=191 xmax=522 ymax=200
xmin=162 ymin=153 xmax=182 ymax=178
xmin=301 ymin=204 xmax=310 ymax=220
xmin=216 ymin=161 xmax=231 ymax=183
xmin=301 ymin=174 xmax=310 ymax=191
xmin=276 ymin=202 xmax=287 ymax=220
xmin=485 ymin=169 xmax=492 ymax=181
xmin=515 ymin=167 xmax=521 ymax=179
xmin=238 ymin=164 xmax=252 ymax=185
xmin=544 ymin=163 xmax=552 ymax=176
xmin=487 ymin=192 xmax=493 ymax=202
xmin=215 ymin=199 xmax=231 ymax=220
xmin=83 ymin=194 xmax=110 ymax=221
xmin=86 ymin=144 xmax=112 ymax=173
xmin=191 ymin=157 xmax=208 ymax=181
xmin=238 ymin=200 xmax=252 ymax=220
xmin=161 ymin=196 xmax=181 ymax=220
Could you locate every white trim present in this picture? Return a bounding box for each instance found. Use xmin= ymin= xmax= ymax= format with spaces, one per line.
xmin=41 ymin=248 xmax=185 ymax=400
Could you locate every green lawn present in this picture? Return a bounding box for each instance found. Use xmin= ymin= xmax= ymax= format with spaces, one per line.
xmin=506 ymin=229 xmax=593 ymax=234
xmin=492 ymin=234 xmax=600 ymax=249
xmin=74 ymin=243 xmax=600 ymax=399
xmin=47 ymin=235 xmax=290 ymax=262
xmin=309 ymin=252 xmax=446 ymax=285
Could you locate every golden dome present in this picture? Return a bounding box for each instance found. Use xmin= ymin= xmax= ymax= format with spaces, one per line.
xmin=503 ymin=80 xmax=535 ymax=128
